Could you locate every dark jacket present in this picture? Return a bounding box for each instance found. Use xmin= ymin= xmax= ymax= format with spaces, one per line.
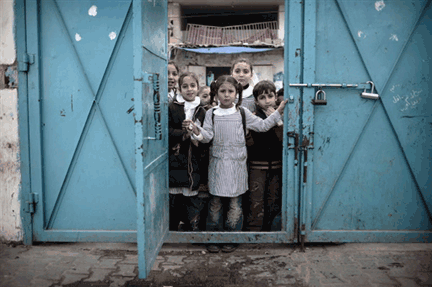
xmin=169 ymin=100 xmax=207 ymax=191
xmin=247 ymin=107 xmax=283 ymax=165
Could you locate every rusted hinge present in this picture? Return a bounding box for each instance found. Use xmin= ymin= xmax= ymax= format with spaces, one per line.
xmin=25 ymin=192 xmax=39 ymax=214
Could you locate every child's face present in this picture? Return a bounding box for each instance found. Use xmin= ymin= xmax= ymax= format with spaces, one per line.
xmin=255 ymin=91 xmax=277 ymax=110
xmin=179 ymin=76 xmax=198 ymax=102
xmin=198 ymin=88 xmax=211 ymax=105
xmin=168 ymin=64 xmax=179 ymax=91
xmin=217 ymin=82 xmax=236 ymax=109
xmin=232 ymin=62 xmax=253 ymax=87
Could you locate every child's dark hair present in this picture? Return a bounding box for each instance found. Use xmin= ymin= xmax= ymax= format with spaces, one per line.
xmin=168 ymin=60 xmax=180 ymax=73
xmin=277 ymin=88 xmax=284 ymax=97
xmin=178 ymin=72 xmax=200 ymax=91
xmin=230 ymin=58 xmax=254 ymax=74
xmin=253 ymin=80 xmax=276 ymax=100
xmin=210 ymin=75 xmax=243 ymax=108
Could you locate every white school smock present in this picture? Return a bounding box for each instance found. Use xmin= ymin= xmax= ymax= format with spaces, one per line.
xmin=198 ymin=106 xmax=282 ymax=197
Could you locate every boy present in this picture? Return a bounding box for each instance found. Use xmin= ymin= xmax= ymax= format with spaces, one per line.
xmin=244 ymin=80 xmax=283 ymax=231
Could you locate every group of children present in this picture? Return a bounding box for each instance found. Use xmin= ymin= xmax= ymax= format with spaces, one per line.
xmin=167 ymin=59 xmax=287 ymax=253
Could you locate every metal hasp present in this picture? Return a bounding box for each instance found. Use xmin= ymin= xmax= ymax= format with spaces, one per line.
xmin=311 ymin=89 xmax=327 ymax=105
xmin=361 ymin=81 xmax=380 ymax=100
xmin=143 ymin=72 xmax=162 ymax=140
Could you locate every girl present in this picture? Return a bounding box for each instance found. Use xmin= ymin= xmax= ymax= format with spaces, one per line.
xmin=187 ymin=75 xmax=287 ymax=252
xmin=168 ymin=61 xmax=180 ymax=103
xmin=169 ymin=72 xmax=207 ymax=231
xmin=231 ymin=58 xmax=255 ymax=112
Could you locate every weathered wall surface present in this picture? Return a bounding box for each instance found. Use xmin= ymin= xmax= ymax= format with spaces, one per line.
xmin=172 ymin=48 xmax=284 ymax=87
xmin=1 ymin=0 xmax=22 ymax=242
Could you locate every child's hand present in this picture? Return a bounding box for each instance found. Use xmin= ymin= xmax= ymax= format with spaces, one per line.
xmin=182 ymin=120 xmax=200 ymax=135
xmin=276 ymin=99 xmax=288 ymax=115
xmin=264 ymin=106 xmax=276 ymax=117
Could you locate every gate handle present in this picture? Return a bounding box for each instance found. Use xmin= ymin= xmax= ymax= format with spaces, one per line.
xmin=142 ymin=72 xmax=162 ymax=140
xmin=153 ymin=73 xmax=162 ymax=140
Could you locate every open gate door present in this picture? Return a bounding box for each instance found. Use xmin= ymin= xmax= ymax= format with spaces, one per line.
xmin=297 ymin=0 xmax=432 ymax=243
xmin=134 ymin=0 xmax=169 ymax=279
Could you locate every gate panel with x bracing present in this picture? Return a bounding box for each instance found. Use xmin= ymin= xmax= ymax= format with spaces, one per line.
xmin=298 ymin=0 xmax=432 ymax=243
xmin=26 ymin=0 xmax=138 ymax=242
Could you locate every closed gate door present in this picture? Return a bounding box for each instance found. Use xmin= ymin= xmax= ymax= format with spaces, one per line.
xmin=26 ymin=0 xmax=140 ymax=242
xmin=296 ymin=0 xmax=432 ymax=242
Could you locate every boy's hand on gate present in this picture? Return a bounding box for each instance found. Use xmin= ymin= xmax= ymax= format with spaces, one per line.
xmin=276 ymin=99 xmax=288 ymax=115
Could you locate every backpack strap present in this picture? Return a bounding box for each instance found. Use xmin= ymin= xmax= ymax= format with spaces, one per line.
xmin=239 ymin=107 xmax=247 ymax=141
xmin=212 ymin=107 xmax=247 ymax=141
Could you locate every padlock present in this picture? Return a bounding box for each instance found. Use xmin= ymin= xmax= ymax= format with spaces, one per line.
xmin=312 ymin=89 xmax=327 ymax=105
xmin=361 ymin=81 xmax=379 ymax=99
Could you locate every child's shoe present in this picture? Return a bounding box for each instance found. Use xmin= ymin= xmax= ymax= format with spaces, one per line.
xmin=221 ymin=243 xmax=239 ymax=253
xmin=206 ymin=244 xmax=220 ymax=253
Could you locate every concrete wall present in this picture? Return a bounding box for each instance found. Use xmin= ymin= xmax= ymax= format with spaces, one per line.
xmin=0 ymin=0 xmax=22 ymax=242
xmin=172 ymin=48 xmax=284 ymax=88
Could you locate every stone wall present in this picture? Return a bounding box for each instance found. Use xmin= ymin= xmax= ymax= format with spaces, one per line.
xmin=0 ymin=0 xmax=22 ymax=242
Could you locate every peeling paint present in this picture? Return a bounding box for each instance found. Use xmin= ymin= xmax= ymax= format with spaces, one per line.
xmin=389 ymin=34 xmax=399 ymax=41
xmin=357 ymin=31 xmax=366 ymax=39
xmin=75 ymin=33 xmax=82 ymax=42
xmin=5 ymin=66 xmax=18 ymax=88
xmin=375 ymin=1 xmax=385 ymax=11
xmin=88 ymin=5 xmax=97 ymax=17
xmin=109 ymin=32 xmax=117 ymax=40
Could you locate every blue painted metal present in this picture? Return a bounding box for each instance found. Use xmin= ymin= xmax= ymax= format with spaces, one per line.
xmin=16 ymin=0 xmax=33 ymax=245
xmin=134 ymin=0 xmax=169 ymax=279
xmin=299 ymin=0 xmax=432 ymax=242
xmin=284 ymin=0 xmax=303 ymax=242
xmin=26 ymin=0 xmax=138 ymax=242
xmin=177 ymin=46 xmax=280 ymax=54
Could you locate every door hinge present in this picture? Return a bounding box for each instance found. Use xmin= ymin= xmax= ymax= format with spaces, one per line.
xmin=25 ymin=192 xmax=39 ymax=214
xmin=18 ymin=53 xmax=35 ymax=72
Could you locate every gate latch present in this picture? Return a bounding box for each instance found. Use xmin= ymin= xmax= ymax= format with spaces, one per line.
xmin=361 ymin=81 xmax=379 ymax=100
xmin=311 ymin=89 xmax=327 ymax=105
xmin=287 ymin=131 xmax=299 ymax=165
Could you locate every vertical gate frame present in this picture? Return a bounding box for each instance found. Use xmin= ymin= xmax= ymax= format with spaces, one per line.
xmin=16 ymin=0 xmax=33 ymax=245
xmin=284 ymin=0 xmax=304 ymax=244
xmin=297 ymin=0 xmax=316 ymax=245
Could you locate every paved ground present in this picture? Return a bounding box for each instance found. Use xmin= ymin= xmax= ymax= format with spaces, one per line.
xmin=0 ymin=242 xmax=431 ymax=287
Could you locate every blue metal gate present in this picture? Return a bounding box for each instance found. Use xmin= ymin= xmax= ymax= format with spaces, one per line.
xmin=24 ymin=0 xmax=147 ymax=242
xmin=295 ymin=0 xmax=432 ymax=243
xmin=19 ymin=0 xmax=431 ymax=249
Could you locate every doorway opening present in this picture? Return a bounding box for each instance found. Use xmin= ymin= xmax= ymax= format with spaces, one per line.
xmin=205 ymin=66 xmax=230 ymax=86
xmin=168 ymin=62 xmax=285 ymax=236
